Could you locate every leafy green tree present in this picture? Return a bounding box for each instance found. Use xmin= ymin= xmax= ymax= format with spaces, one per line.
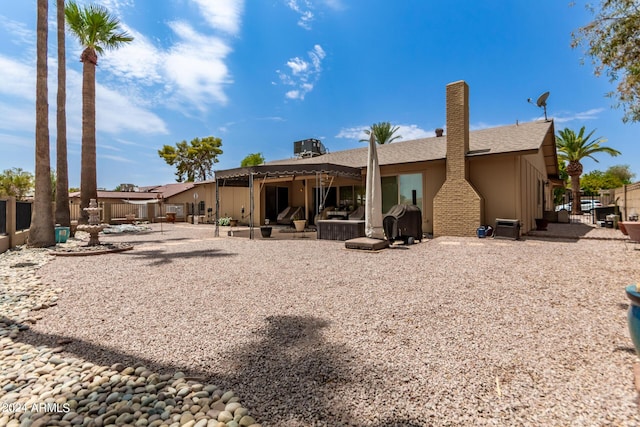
xmin=606 ymin=164 xmax=635 ymax=184
xmin=65 ymin=1 xmax=133 ymax=223
xmin=556 ymin=126 xmax=621 ymax=214
xmin=240 ymin=153 xmax=265 ymax=167
xmin=158 ymin=136 xmax=223 ymax=182
xmin=360 ymin=122 xmax=402 ymax=144
xmin=554 ymin=161 xmax=569 ymax=205
xmin=580 ymin=164 xmax=636 ymax=193
xmin=572 ymin=0 xmax=640 ymax=122
xmin=29 ymin=0 xmax=55 ymax=247
xmin=51 ymin=169 xmax=57 ymax=202
xmin=0 ymin=168 xmax=34 ymax=200
xmin=580 ymin=170 xmax=619 ymax=193
xmin=55 ymin=0 xmax=70 ymax=229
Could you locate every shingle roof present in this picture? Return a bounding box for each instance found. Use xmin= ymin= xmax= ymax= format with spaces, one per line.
xmin=266 ymin=120 xmax=554 ymax=169
xmin=69 ymin=182 xmax=196 ymax=200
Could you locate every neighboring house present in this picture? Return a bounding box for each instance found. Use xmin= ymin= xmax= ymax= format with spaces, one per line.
xmin=69 ymin=182 xmax=202 ymax=222
xmin=215 ymin=80 xmax=561 ymax=237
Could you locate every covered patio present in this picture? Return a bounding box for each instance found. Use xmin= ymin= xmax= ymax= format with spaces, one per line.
xmin=214 ymin=163 xmax=363 ymax=239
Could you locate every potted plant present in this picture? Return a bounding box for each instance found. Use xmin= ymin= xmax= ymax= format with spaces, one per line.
xmin=534 ymin=217 xmax=548 ymax=231
xmin=293 ymin=219 xmax=306 ymax=232
xmin=260 ymin=225 xmax=272 ymax=238
xmin=229 ymin=219 xmax=238 ymax=227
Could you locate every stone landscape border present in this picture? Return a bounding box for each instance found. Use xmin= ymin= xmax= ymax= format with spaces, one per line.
xmin=50 ymin=244 xmax=134 ymax=257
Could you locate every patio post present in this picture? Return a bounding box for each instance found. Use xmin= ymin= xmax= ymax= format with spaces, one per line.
xmin=249 ymin=172 xmax=254 ymax=240
xmin=304 ymin=178 xmax=309 ymax=222
xmin=214 ymin=177 xmax=219 ymax=237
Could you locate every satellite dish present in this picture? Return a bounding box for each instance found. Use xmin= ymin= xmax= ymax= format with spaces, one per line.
xmin=536 ymin=91 xmax=550 ymax=108
xmin=528 ymin=91 xmax=550 ymax=121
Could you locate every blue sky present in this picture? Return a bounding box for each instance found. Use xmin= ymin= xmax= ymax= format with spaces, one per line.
xmin=1 ymin=0 xmax=639 ymax=190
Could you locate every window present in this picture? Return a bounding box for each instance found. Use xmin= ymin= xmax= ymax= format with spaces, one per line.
xmin=381 ymin=176 xmax=398 ymax=213
xmin=381 ymin=174 xmax=423 ymax=213
xmin=399 ymin=174 xmax=423 ymax=208
xmin=339 ymin=186 xmax=354 ymax=210
xmin=355 ymin=185 xmax=365 ymax=206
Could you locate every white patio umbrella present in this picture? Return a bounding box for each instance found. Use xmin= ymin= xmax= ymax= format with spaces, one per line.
xmin=365 ymin=131 xmax=384 ymax=239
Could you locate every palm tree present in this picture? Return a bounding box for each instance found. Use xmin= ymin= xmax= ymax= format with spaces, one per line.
xmin=65 ymin=1 xmax=133 ymax=223
xmin=360 ymin=122 xmax=402 ymax=144
xmin=29 ymin=0 xmax=55 ymax=247
xmin=55 ymin=0 xmax=70 ymax=229
xmin=556 ymin=126 xmax=621 ymax=215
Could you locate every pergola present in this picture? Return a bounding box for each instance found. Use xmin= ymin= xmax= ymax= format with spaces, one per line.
xmin=214 ymin=163 xmax=362 ymax=239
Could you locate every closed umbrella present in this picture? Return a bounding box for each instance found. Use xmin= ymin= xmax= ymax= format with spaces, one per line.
xmin=365 ymin=131 xmax=383 ymax=238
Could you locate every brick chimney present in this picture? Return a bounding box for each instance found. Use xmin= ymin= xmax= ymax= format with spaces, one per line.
xmin=433 ymin=81 xmax=483 ymax=237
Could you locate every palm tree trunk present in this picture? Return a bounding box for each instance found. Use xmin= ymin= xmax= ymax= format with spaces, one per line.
xmin=29 ymin=0 xmax=55 ymax=247
xmin=55 ymin=0 xmax=70 ymax=228
xmin=79 ymin=48 xmax=98 ymax=224
xmin=570 ymin=174 xmax=581 ymax=215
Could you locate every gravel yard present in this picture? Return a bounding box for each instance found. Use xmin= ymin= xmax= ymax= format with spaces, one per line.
xmin=12 ymin=224 xmax=640 ymax=425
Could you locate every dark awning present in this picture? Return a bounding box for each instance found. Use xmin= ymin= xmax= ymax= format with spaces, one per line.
xmin=215 ymin=163 xmax=362 ymax=186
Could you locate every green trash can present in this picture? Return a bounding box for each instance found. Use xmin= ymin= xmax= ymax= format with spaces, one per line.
xmin=55 ymin=226 xmax=70 ymax=243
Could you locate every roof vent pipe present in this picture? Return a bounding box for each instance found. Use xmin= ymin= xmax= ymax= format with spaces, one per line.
xmin=435 ymin=128 xmax=444 ymax=137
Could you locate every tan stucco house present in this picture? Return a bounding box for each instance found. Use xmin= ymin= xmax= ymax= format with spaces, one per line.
xmin=214 ymin=80 xmax=561 ymax=237
xmin=68 ymin=182 xmax=210 ymax=223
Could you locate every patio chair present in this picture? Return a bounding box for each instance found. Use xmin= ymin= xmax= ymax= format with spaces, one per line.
xmin=348 ymin=206 xmax=365 ymax=220
xmin=277 ymin=206 xmax=303 ymax=225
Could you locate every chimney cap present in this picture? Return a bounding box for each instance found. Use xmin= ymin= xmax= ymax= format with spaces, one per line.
xmin=435 ymin=128 xmax=444 ymax=137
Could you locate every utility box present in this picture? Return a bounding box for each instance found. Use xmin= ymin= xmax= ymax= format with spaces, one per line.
xmin=494 ymin=218 xmax=520 ymax=240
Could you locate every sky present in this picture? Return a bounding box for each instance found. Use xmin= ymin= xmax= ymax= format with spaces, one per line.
xmin=1 ymin=0 xmax=639 ymax=190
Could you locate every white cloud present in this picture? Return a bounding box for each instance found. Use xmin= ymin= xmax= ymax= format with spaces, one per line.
xmin=551 ymin=108 xmax=605 ymax=123
xmin=99 ymin=153 xmax=135 ymax=163
xmin=0 ymin=53 xmax=167 ymax=140
xmin=470 ymin=122 xmax=505 ymax=131
xmin=0 ymin=15 xmax=34 ymax=47
xmin=277 ymin=44 xmax=326 ymax=100
xmin=0 ymin=55 xmax=35 ymax=100
xmin=192 ymin=0 xmax=244 ymax=35
xmin=336 ymin=124 xmax=434 ymax=142
xmin=395 ymin=125 xmax=435 ymax=140
xmin=94 ymin=0 xmax=134 ymax=16
xmin=163 ymin=21 xmax=232 ymax=108
xmin=287 ymin=57 xmax=309 ymax=75
xmin=286 ymin=0 xmax=314 ymax=30
xmin=285 ymin=90 xmax=301 ymax=100
xmin=0 ymin=132 xmax=32 ymax=147
xmin=101 ymin=26 xmax=164 ymax=84
xmin=335 ymin=126 xmax=368 ymax=140
xmin=72 ymin=0 xmax=242 ymax=113
xmin=96 ymin=81 xmax=169 ymax=135
xmin=115 ymin=138 xmax=146 ymax=147
xmin=102 ymin=20 xmax=234 ymax=110
xmin=0 ymin=102 xmax=35 ymax=134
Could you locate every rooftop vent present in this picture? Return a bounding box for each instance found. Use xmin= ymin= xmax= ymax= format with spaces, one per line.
xmin=293 ymin=138 xmax=326 ymax=158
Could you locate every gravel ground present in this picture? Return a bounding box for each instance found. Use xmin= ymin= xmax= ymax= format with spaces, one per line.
xmin=19 ymin=224 xmax=640 ymax=425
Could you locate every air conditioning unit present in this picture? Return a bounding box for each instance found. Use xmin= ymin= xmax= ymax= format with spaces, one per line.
xmin=293 ymin=138 xmax=326 ymax=158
